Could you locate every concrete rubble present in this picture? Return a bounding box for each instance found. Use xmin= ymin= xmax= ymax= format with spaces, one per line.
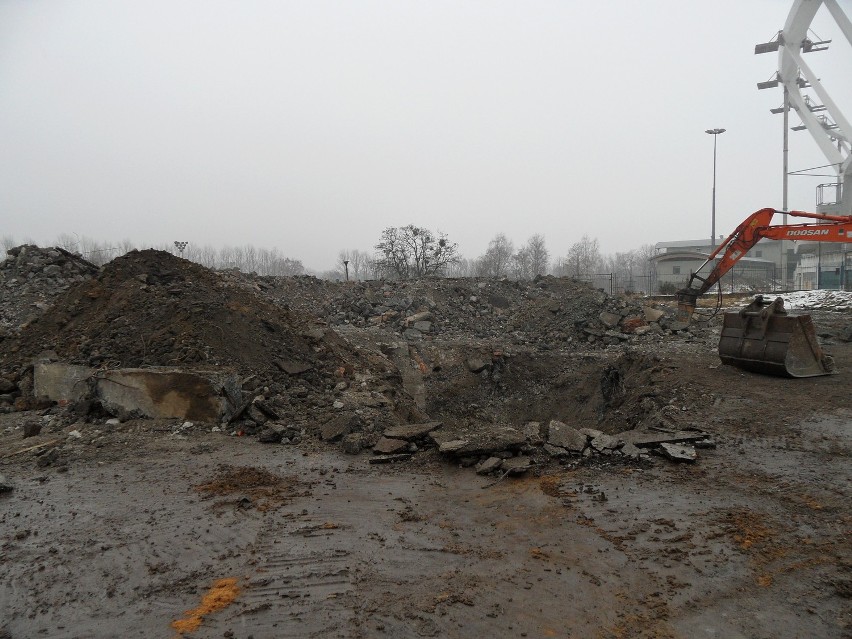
xmin=0 ymin=245 xmax=728 ymax=480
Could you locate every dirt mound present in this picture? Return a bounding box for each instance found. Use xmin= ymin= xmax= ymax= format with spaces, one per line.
xmin=1 ymin=249 xmax=325 ymax=374
xmin=0 ymin=251 xmax=420 ymax=433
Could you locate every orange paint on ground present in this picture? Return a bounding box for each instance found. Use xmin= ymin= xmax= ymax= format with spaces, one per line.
xmin=171 ymin=577 xmax=241 ymax=634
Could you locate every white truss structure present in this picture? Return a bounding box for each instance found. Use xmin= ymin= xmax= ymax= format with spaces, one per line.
xmin=779 ymin=0 xmax=852 ymax=213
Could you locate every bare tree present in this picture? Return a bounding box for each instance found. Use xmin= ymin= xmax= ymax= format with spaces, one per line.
xmin=511 ymin=234 xmax=549 ymax=280
xmin=558 ymin=235 xmax=601 ymax=277
xmin=526 ymin=234 xmax=549 ymax=277
xmin=1 ymin=235 xmax=15 ymax=253
xmin=54 ymin=233 xmax=79 ymax=253
xmin=375 ymin=225 xmax=459 ymax=279
xmin=446 ymin=257 xmax=474 ymax=278
xmin=478 ymin=233 xmax=515 ymax=278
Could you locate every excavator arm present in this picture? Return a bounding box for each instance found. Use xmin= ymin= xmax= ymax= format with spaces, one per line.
xmin=673 ymin=207 xmax=849 ymax=378
xmin=677 ymin=208 xmax=852 ymax=316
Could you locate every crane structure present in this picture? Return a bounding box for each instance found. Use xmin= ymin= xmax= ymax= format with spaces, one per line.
xmin=757 ymin=0 xmax=852 ymax=214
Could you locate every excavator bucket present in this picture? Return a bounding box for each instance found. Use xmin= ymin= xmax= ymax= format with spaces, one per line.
xmin=718 ymin=296 xmax=835 ymax=378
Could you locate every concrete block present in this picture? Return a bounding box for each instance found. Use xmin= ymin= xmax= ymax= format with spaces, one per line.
xmin=34 ymin=362 xmax=94 ymax=403
xmin=373 ymin=437 xmax=409 ymax=454
xmin=384 ymin=421 xmax=443 ymax=441
xmin=643 ymin=306 xmax=665 ymax=323
xmin=96 ymin=368 xmax=239 ymax=422
xmin=546 ymin=420 xmax=587 ymax=452
xmin=599 ymin=312 xmax=621 ymax=328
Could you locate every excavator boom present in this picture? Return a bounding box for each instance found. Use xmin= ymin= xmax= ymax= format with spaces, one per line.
xmin=675 ymin=208 xmax=849 ymax=377
xmin=677 ymin=208 xmax=852 ymax=314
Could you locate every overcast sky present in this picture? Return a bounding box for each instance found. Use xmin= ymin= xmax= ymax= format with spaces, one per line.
xmin=1 ymin=0 xmax=850 ymax=272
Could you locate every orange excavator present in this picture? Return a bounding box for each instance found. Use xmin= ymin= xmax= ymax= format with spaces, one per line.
xmin=676 ymin=207 xmax=852 ymax=377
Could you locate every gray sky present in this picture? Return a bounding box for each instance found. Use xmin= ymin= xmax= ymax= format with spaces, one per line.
xmin=1 ymin=0 xmax=850 ymax=272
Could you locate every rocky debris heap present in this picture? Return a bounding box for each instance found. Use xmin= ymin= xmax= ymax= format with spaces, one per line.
xmin=275 ymin=411 xmax=714 ymax=475
xmin=0 ymin=250 xmax=419 ymax=435
xmin=0 ymin=245 xmax=98 ymax=340
xmin=255 ymin=274 xmax=696 ymax=348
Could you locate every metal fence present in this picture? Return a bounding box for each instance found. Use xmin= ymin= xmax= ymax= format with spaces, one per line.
xmin=576 ymin=265 xmax=783 ymax=296
xmin=798 ymin=260 xmax=852 ymax=291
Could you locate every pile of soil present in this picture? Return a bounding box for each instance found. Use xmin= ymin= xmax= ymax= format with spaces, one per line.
xmin=0 ymin=250 xmax=413 ymax=431
xmin=1 ymin=250 xmax=325 ymax=373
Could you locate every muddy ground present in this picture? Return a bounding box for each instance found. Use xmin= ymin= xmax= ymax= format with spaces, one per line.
xmin=1 ymin=307 xmax=850 ymax=638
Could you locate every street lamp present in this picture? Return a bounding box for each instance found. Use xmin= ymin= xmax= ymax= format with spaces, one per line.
xmin=705 ymin=128 xmax=726 ymax=248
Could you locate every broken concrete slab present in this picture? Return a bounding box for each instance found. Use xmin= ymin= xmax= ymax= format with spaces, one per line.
xmin=599 ymin=311 xmax=621 ymax=328
xmin=501 ymin=456 xmax=531 ymax=475
xmin=590 ymin=433 xmax=622 ymax=452
xmin=522 ymin=421 xmax=544 ymax=446
xmin=33 ymin=362 xmax=93 ymax=404
xmin=546 ymin=420 xmax=587 ymax=452
xmin=431 ymin=424 xmax=526 ymax=457
xmin=257 ymin=424 xmax=285 ymax=443
xmin=475 ymin=457 xmax=503 ymax=475
xmin=619 ymin=442 xmax=643 ymax=459
xmin=579 ymin=427 xmax=604 ymax=439
xmin=619 ymin=429 xmax=709 ymax=448
xmin=341 ymin=433 xmax=364 ymax=455
xmin=320 ymin=414 xmax=353 ymax=442
xmin=657 ymin=442 xmax=698 ymax=462
xmin=438 ymin=439 xmax=468 ymax=454
xmin=96 ymin=368 xmax=239 ymax=422
xmin=543 ymin=443 xmax=569 ymax=457
xmin=383 ymin=421 xmax=443 ymax=441
xmin=643 ymin=306 xmax=665 ymax=323
xmin=373 ymin=437 xmax=409 ymax=454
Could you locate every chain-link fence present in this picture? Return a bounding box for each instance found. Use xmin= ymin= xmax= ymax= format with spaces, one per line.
xmin=581 ymin=265 xmax=779 ymax=295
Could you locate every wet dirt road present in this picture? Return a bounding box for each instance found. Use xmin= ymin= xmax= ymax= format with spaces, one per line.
xmin=1 ymin=406 xmax=849 ymax=639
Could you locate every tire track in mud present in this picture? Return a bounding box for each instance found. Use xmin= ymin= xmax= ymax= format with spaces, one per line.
xmin=234 ymin=521 xmax=355 ymax=637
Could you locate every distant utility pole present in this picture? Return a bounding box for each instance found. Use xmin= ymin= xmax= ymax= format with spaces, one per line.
xmin=174 ymin=241 xmax=188 ymax=257
xmin=705 ymin=128 xmax=726 ymax=249
xmin=343 ymin=260 xmax=350 ymax=281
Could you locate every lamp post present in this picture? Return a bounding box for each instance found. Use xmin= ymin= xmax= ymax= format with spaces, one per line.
xmin=705 ymin=128 xmax=726 ymax=249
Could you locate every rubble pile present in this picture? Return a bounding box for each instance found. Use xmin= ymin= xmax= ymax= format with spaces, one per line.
xmin=257 ymin=274 xmax=691 ymax=347
xmin=0 ymin=250 xmax=417 ymax=435
xmin=0 ymin=245 xmax=98 ymax=339
xmin=0 ymin=245 xmax=722 ymax=471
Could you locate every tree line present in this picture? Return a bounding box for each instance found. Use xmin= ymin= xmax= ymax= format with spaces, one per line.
xmin=331 ymin=225 xmax=656 ymax=293
xmin=1 ymin=233 xmax=305 ymax=276
xmin=2 ymin=227 xmax=657 ymax=293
